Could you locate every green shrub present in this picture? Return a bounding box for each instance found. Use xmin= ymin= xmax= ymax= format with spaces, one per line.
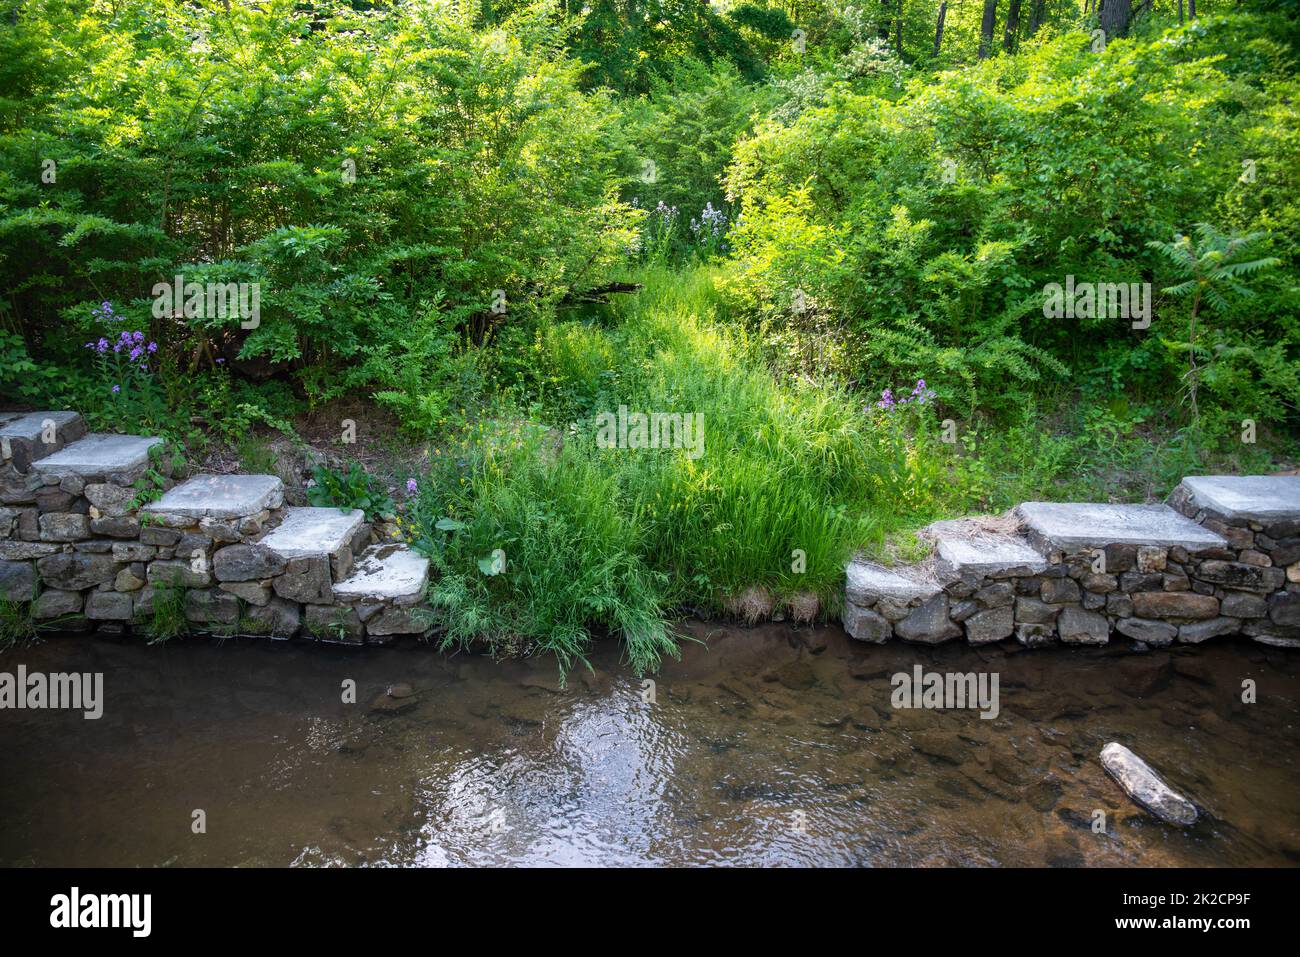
xmin=724 ymin=17 xmax=1300 ymax=427
xmin=307 ymin=462 xmax=396 ymax=522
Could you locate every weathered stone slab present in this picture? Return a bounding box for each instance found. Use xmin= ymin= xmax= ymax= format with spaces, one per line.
xmin=1178 ymin=617 xmax=1240 ymax=643
xmin=146 ymin=473 xmax=283 ymax=521
xmin=1100 ymin=742 xmax=1197 ymax=826
xmin=243 ymin=597 xmax=300 ymax=637
xmin=929 ymin=520 xmax=1048 ymax=576
xmin=0 ymin=559 xmax=37 ymax=600
xmin=1115 ymin=618 xmax=1177 ymax=646
xmin=0 ymin=411 xmax=86 ymax=471
xmin=85 ymin=590 xmax=133 ymax=621
xmin=845 ymin=560 xmax=941 ymax=605
xmin=184 ymin=588 xmax=241 ymax=625
xmin=1058 ymin=606 xmax=1109 ymax=645
xmin=1196 ymin=560 xmax=1284 ymax=594
xmin=219 ymin=581 xmax=272 ymax=606
xmin=964 ymin=606 xmax=1014 ymax=644
xmin=366 ymin=606 xmax=431 ymax=637
xmin=894 ymin=594 xmax=961 ymax=644
xmin=212 ymin=543 xmax=286 ymax=582
xmin=38 ymin=512 xmax=90 ymax=542
xmin=273 ymin=555 xmax=333 ymax=603
xmin=304 ymin=604 xmax=364 ymax=643
xmin=1017 ymin=502 xmax=1226 ymax=551
xmin=146 ymin=559 xmax=211 ymax=589
xmin=333 ymin=544 xmax=429 ymax=604
xmin=36 ymin=553 xmax=119 ymax=590
xmin=1177 ymin=475 xmax=1300 ymax=522
xmin=32 ymin=433 xmax=161 ymax=481
xmin=843 ymin=601 xmax=891 ymax=643
xmin=84 ymin=483 xmax=136 ymax=517
xmin=1132 ymin=591 xmax=1219 ymax=620
xmin=32 ymin=588 xmax=83 ymax=620
xmin=0 ymin=541 xmax=59 ymax=560
xmin=259 ymin=506 xmax=364 ymax=559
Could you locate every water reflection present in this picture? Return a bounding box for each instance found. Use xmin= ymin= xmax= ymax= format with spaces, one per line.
xmin=1 ymin=623 xmax=1297 ymax=867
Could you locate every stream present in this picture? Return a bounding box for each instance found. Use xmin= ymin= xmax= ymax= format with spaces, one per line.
xmin=1 ymin=623 xmax=1298 ymax=866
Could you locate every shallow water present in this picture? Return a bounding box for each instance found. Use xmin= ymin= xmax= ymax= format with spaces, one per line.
xmin=1 ymin=623 xmax=1298 ymax=867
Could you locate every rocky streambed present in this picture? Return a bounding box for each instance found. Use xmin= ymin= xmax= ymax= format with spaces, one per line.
xmin=1 ymin=623 xmax=1297 ymax=867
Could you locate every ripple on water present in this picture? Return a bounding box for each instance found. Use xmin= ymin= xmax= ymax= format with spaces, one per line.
xmin=0 ymin=623 xmax=1297 ymax=866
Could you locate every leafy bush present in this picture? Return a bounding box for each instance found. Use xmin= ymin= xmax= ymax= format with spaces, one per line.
xmin=307 ymin=462 xmax=396 ymax=521
xmin=1 ymin=0 xmax=639 ymax=426
xmin=724 ymin=17 xmax=1300 ymax=428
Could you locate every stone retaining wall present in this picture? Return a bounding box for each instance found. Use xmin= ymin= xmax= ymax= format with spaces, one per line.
xmin=843 ymin=479 xmax=1300 ymax=650
xmin=0 ymin=447 xmax=434 ymax=645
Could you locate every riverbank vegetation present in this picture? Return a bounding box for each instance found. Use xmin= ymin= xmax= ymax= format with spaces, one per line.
xmin=2 ymin=0 xmax=1297 ymax=669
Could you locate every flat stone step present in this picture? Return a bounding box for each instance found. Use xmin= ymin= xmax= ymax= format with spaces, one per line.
xmin=1176 ymin=475 xmax=1300 ymax=522
xmin=31 ymin=432 xmax=160 ymax=482
xmin=333 ymin=543 xmax=429 ymax=605
xmin=1 ymin=411 xmax=87 ymax=471
xmin=1017 ymin=502 xmax=1226 ymax=552
xmin=845 ymin=559 xmax=941 ymax=605
xmin=145 ymin=473 xmax=283 ymax=521
xmin=260 ymin=506 xmax=364 ymax=558
xmin=927 ymin=518 xmax=1048 ymax=577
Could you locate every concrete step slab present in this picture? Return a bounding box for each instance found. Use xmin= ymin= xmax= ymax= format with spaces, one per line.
xmin=0 ymin=411 xmax=88 ymax=471
xmin=927 ymin=518 xmax=1048 ymax=577
xmin=260 ymin=506 xmax=364 ymax=559
xmin=1017 ymin=502 xmax=1226 ymax=552
xmin=145 ymin=473 xmax=283 ymax=521
xmin=1175 ymin=475 xmax=1300 ymax=522
xmin=845 ymin=559 xmax=941 ymax=605
xmin=31 ymin=432 xmax=160 ymax=482
xmin=333 ymin=543 xmax=429 ymax=605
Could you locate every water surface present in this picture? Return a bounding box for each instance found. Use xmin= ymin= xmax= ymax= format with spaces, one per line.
xmin=1 ymin=623 xmax=1298 ymax=866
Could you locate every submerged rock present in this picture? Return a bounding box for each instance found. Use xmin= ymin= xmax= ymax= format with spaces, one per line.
xmin=1099 ymin=742 xmax=1198 ymax=826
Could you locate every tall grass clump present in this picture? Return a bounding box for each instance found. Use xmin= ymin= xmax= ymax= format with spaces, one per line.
xmin=0 ymin=598 xmax=39 ymax=650
xmin=412 ymin=265 xmax=974 ymax=673
xmin=420 ymin=432 xmax=676 ymax=676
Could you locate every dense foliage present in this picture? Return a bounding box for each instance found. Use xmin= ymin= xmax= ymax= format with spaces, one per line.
xmin=2 ymin=0 xmax=1297 ymax=670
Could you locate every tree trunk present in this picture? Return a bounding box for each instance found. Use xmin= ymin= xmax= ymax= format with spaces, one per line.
xmin=879 ymin=0 xmax=891 ymax=42
xmin=934 ymin=1 xmax=948 ymax=55
xmin=1098 ymin=0 xmax=1133 ymax=39
xmin=1189 ymin=0 xmax=1196 ymax=17
xmin=978 ymin=0 xmax=998 ymax=59
xmin=895 ymin=0 xmax=904 ymax=55
xmin=1028 ymin=0 xmax=1045 ymax=35
xmin=1003 ymin=0 xmax=1021 ymax=52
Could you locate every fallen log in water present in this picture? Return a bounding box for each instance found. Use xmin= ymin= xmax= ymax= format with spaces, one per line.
xmin=1100 ymin=741 xmax=1198 ymax=826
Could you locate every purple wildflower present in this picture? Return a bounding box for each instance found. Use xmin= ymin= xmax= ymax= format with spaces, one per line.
xmin=406 ymin=478 xmax=418 ymax=494
xmin=111 ymin=384 xmax=120 ymax=394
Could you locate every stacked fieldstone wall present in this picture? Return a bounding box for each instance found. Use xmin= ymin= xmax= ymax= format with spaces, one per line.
xmin=843 ymin=480 xmax=1300 ymax=650
xmin=1166 ymin=486 xmax=1300 ymax=648
xmin=1 ymin=432 xmax=433 ymax=645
